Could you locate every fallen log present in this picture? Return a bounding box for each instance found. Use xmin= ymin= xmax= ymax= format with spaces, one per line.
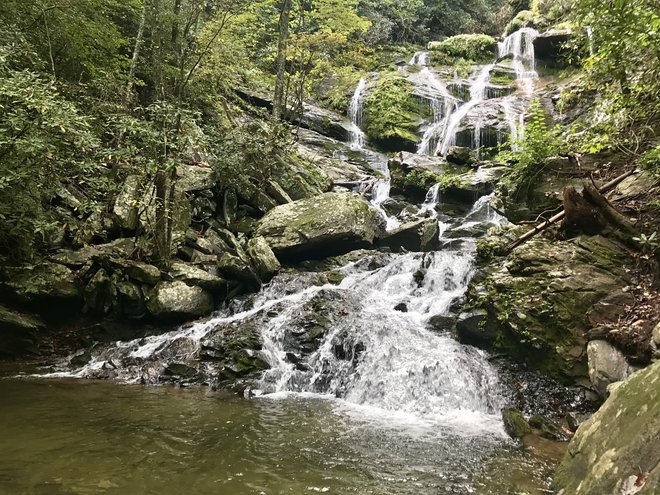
xmin=504 ymin=169 xmax=637 ymax=253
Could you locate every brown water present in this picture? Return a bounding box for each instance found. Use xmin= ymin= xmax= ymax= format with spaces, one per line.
xmin=0 ymin=377 xmax=557 ymax=495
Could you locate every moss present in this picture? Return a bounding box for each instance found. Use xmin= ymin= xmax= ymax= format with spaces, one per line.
xmin=505 ymin=10 xmax=538 ymax=35
xmin=428 ymin=34 xmax=497 ymax=65
xmin=363 ymin=74 xmax=421 ymax=151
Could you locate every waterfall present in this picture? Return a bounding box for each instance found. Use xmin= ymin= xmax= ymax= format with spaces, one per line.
xmin=348 ymin=78 xmax=367 ymax=149
xmin=501 ymin=96 xmax=525 ymax=151
xmin=409 ymin=51 xmax=430 ymax=66
xmin=437 ymin=64 xmax=494 ymax=155
xmin=585 ymin=26 xmax=594 ymax=57
xmin=498 ymin=28 xmax=539 ymax=96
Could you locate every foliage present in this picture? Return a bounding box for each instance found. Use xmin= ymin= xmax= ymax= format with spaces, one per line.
xmin=429 ymin=34 xmax=497 ymax=65
xmin=499 ymin=100 xmax=566 ymax=195
xmin=505 ymin=10 xmax=536 ymax=34
xmin=638 ymin=146 xmax=660 ymax=178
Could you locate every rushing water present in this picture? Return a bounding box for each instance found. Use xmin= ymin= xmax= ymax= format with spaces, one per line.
xmin=347 ymin=78 xmax=367 ymax=149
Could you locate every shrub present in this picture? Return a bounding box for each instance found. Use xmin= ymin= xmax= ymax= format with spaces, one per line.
xmin=428 ymin=34 xmax=497 ymax=65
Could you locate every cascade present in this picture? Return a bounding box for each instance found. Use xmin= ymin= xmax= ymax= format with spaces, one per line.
xmin=347 ymin=78 xmax=367 ymax=149
xmin=409 ymin=51 xmax=430 ymax=66
xmin=437 ymin=64 xmax=494 ymax=155
xmin=501 ymin=96 xmax=525 ymax=151
xmin=498 ymin=27 xmax=539 ymax=96
xmin=585 ymin=26 xmax=594 ymax=57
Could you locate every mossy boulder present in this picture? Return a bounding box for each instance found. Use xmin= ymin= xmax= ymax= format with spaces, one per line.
xmin=467 ymin=235 xmax=631 ymax=381
xmin=554 ymin=361 xmax=660 ymax=495
xmin=0 ymin=306 xmax=44 ymax=357
xmin=363 ymin=75 xmax=421 ymax=152
xmin=246 ymin=236 xmax=281 ymax=282
xmin=378 ymin=217 xmax=440 ymax=252
xmin=502 ymin=408 xmax=532 ymax=438
xmin=428 ymin=34 xmax=497 ymax=64
xmin=1 ymin=263 xmax=82 ymax=321
xmin=254 ymin=192 xmax=385 ymax=262
xmin=168 ymin=262 xmax=228 ymax=293
xmin=387 ymin=152 xmax=446 ymax=200
xmin=146 ymin=281 xmax=214 ymax=322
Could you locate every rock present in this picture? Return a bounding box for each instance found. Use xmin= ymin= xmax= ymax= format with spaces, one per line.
xmin=176 ymin=164 xmax=216 ymax=192
xmin=83 ymin=269 xmax=114 ymax=315
xmin=114 ymin=280 xmax=147 ymax=320
xmin=0 ymin=306 xmax=44 ymax=357
xmin=1 ymin=263 xmax=81 ymax=321
xmin=378 ymin=217 xmax=440 ymax=252
xmin=254 ymin=192 xmax=385 ymax=262
xmin=446 ymin=146 xmax=474 ymax=165
xmin=533 ymin=30 xmax=572 ymax=66
xmin=587 ymin=340 xmax=631 ymax=398
xmin=468 ymin=235 xmax=631 ymax=380
xmin=100 ymin=258 xmax=161 ymax=285
xmin=146 ymin=281 xmax=214 ymax=322
xmin=502 ymin=408 xmax=532 ymax=438
xmin=298 ymin=103 xmax=352 ymax=141
xmin=652 ymin=322 xmax=660 ymax=359
xmin=246 ymin=237 xmax=281 ymax=282
xmin=394 ymin=303 xmax=408 ymax=312
xmin=554 ymin=361 xmax=660 ymax=495
xmin=168 ymin=262 xmax=227 ymax=292
xmin=388 ymin=152 xmax=447 ymax=199
xmin=528 ymin=415 xmax=568 ymax=441
xmin=443 ymin=166 xmax=508 ymax=204
xmin=427 ymin=314 xmax=456 ymax=331
xmin=217 ymin=253 xmax=260 ymax=289
xmin=456 ymin=309 xmax=498 ymax=346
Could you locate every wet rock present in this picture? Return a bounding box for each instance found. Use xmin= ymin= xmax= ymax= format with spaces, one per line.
xmin=246 ymin=236 xmax=281 ymax=282
xmin=446 ymin=146 xmax=474 ymax=166
xmin=217 ymin=253 xmax=260 ymax=289
xmin=387 ymin=152 xmax=447 ymax=199
xmin=394 ymin=303 xmax=408 ymax=312
xmin=378 ymin=217 xmax=440 ymax=252
xmin=502 ymin=408 xmax=532 ymax=438
xmin=427 ymin=314 xmax=456 ymax=332
xmin=201 ymin=323 xmax=269 ymax=381
xmin=528 ymin=415 xmax=568 ymax=441
xmin=554 ymin=361 xmax=660 ymax=495
xmin=98 ymin=257 xmax=161 ymax=285
xmin=69 ymin=349 xmax=92 ymax=367
xmin=456 ymin=309 xmax=498 ymax=346
xmin=298 ymin=103 xmax=352 ymax=141
xmin=1 ymin=263 xmax=82 ymax=321
xmin=0 ymin=306 xmax=44 ymax=357
xmin=533 ymin=30 xmax=572 ymax=66
xmin=163 ymin=362 xmax=201 ymax=380
xmin=255 ymin=192 xmax=385 ymax=262
xmin=168 ymin=262 xmax=227 ymax=293
xmin=587 ymin=340 xmax=630 ymax=398
xmin=146 ymin=281 xmax=214 ymax=322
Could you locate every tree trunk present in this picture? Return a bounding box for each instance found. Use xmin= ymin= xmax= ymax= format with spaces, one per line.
xmin=125 ymin=1 xmax=148 ymax=104
xmin=273 ymin=0 xmax=292 ymax=120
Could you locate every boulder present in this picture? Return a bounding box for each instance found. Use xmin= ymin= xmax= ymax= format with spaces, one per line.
xmin=254 ymin=192 xmax=385 ymax=262
xmin=378 ymin=217 xmax=440 ymax=252
xmin=0 ymin=306 xmax=44 ymax=357
xmin=298 ymin=103 xmax=352 ymax=141
xmin=169 ymin=262 xmax=227 ymax=292
xmin=217 ymin=253 xmax=260 ymax=289
xmin=1 ymin=263 xmax=81 ymax=320
xmin=587 ymin=340 xmax=631 ymax=398
xmin=446 ymin=146 xmax=474 ymax=166
xmin=502 ymin=408 xmax=532 ymax=438
xmin=83 ymin=269 xmax=115 ymax=315
xmin=554 ymin=361 xmax=660 ymax=495
xmin=246 ymin=237 xmax=281 ymax=282
xmin=114 ymin=280 xmax=147 ymax=320
xmin=101 ymin=258 xmax=161 ymax=285
xmin=175 ymin=164 xmax=216 ymax=192
xmin=387 ymin=152 xmax=448 ymax=199
xmin=467 ymin=235 xmax=631 ymax=381
xmin=146 ymin=281 xmax=214 ymax=322
xmin=456 ymin=309 xmax=498 ymax=346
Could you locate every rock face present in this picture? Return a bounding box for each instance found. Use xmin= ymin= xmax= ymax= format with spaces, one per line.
xmin=467 ymin=235 xmax=630 ymax=380
xmin=0 ymin=306 xmax=44 ymax=357
xmin=254 ymin=192 xmax=385 ymax=261
xmin=388 ymin=152 xmax=447 ymax=199
xmin=246 ymin=236 xmax=281 ymax=282
xmin=533 ymin=30 xmax=572 ymax=66
xmin=587 ymin=340 xmax=631 ymax=397
xmin=554 ymin=361 xmax=660 ymax=495
xmin=378 ymin=217 xmax=440 ymax=252
xmin=146 ymin=281 xmax=214 ymax=322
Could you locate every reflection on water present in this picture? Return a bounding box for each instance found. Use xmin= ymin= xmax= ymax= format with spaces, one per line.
xmin=0 ymin=377 xmax=556 ymax=495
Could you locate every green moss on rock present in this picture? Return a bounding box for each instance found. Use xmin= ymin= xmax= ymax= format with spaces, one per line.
xmin=363 ymin=75 xmax=421 ymax=152
xmin=428 ymin=34 xmax=497 ymax=64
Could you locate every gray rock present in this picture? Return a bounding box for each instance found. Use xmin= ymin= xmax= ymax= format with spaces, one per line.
xmin=146 ymin=281 xmax=214 ymax=322
xmin=0 ymin=306 xmax=44 ymax=357
xmin=217 ymin=253 xmax=260 ymax=288
xmin=446 ymin=146 xmax=474 ymax=165
xmin=456 ymin=309 xmax=498 ymax=346
xmin=83 ymin=269 xmax=115 ymax=315
xmin=254 ymin=192 xmax=385 ymax=262
xmin=555 ymin=361 xmax=660 ymax=495
xmin=246 ymin=237 xmax=281 ymax=282
xmin=427 ymin=314 xmax=456 ymax=332
xmin=176 ymin=164 xmax=216 ymax=192
xmin=169 ymin=262 xmax=227 ymax=292
xmin=100 ymin=258 xmax=161 ymax=285
xmin=115 ymin=280 xmax=147 ymax=320
xmin=298 ymin=103 xmax=353 ymax=141
xmin=378 ymin=217 xmax=440 ymax=252
xmin=502 ymin=408 xmax=532 ymax=438
xmin=587 ymin=340 xmax=631 ymax=398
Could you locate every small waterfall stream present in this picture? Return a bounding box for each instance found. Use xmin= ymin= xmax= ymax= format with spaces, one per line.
xmin=498 ymin=27 xmax=539 ymax=96
xmin=347 ymin=77 xmax=367 ymax=149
